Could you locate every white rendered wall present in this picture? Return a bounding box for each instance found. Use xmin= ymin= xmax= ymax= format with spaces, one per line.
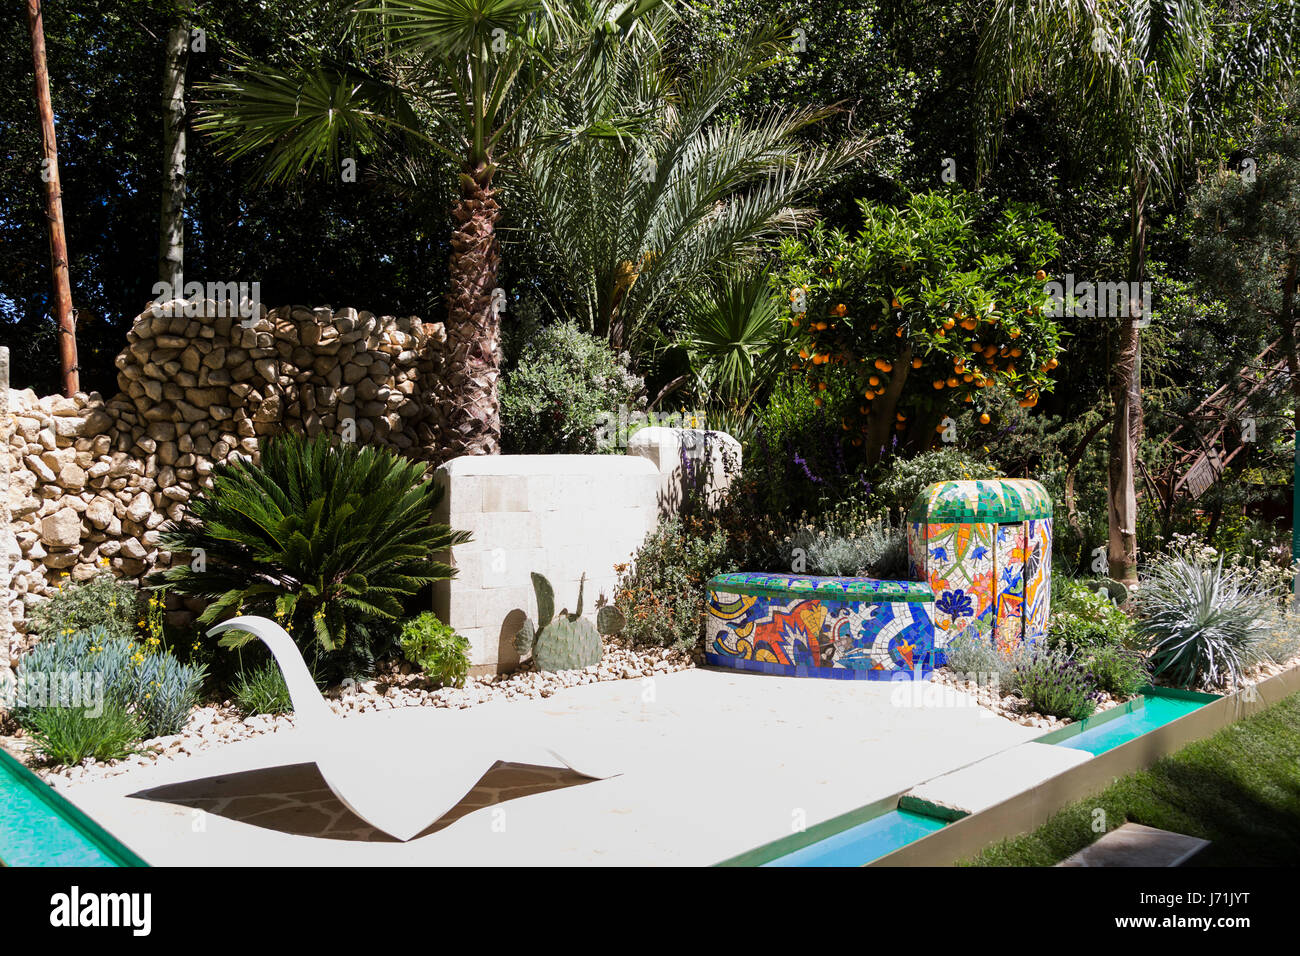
xmin=433 ymin=454 xmax=659 ymax=673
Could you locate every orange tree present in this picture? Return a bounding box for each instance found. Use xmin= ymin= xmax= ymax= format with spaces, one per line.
xmin=777 ymin=190 xmax=1064 ymax=464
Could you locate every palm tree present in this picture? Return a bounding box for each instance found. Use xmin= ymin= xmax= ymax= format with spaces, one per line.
xmin=975 ymin=0 xmax=1300 ymax=585
xmin=516 ymin=23 xmax=873 ymax=355
xmin=676 ymin=268 xmax=783 ymax=414
xmin=196 ymin=0 xmax=666 ymax=458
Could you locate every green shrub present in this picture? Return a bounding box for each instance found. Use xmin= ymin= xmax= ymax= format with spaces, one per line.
xmin=157 ymin=432 xmax=470 ymax=682
xmin=24 ymin=702 xmax=144 ymax=766
xmin=399 ymin=613 xmax=471 ymax=688
xmin=15 ymin=626 xmax=205 ymax=739
xmin=876 ymin=447 xmax=999 ymax=518
xmin=28 ymin=574 xmax=138 ymax=643
xmin=1047 ymin=581 xmax=1137 ymax=653
xmin=1132 ymin=552 xmax=1276 ymax=690
xmin=232 ymin=663 xmax=293 ymax=716
xmin=500 ymin=322 xmax=645 ymax=454
xmin=1013 ymin=649 xmax=1100 ymax=721
xmin=782 ymin=510 xmax=908 ymax=577
xmin=1081 ymin=644 xmax=1148 ymax=698
xmin=743 ymin=369 xmax=866 ymax=518
xmin=614 ymin=516 xmax=731 ymax=650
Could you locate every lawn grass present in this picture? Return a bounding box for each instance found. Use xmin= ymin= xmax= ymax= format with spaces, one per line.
xmin=964 ymin=690 xmax=1300 ymax=866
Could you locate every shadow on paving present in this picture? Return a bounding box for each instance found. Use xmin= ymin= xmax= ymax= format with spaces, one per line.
xmin=128 ymin=761 xmax=591 ymax=842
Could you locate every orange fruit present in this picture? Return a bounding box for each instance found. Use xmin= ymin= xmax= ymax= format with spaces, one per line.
xmin=933 ymin=379 xmax=944 ymax=389
xmin=833 ymin=303 xmax=848 ymax=316
xmin=814 ymin=397 xmax=824 ymax=407
xmin=912 ymin=358 xmax=923 ymax=368
xmin=869 ymin=375 xmax=880 ymax=386
xmin=1035 ymin=270 xmax=1047 ymax=281
xmin=880 ymin=361 xmax=892 ymax=373
xmin=896 ymin=412 xmax=907 ymax=422
xmin=946 ymin=377 xmax=958 ymax=388
xmin=943 ymin=319 xmax=955 ymax=330
xmin=979 ymin=412 xmax=991 ymax=424
xmin=891 ymin=298 xmax=902 ymax=310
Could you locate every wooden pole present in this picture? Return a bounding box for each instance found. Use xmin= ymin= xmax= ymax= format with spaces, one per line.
xmin=27 ymin=0 xmax=78 ymax=397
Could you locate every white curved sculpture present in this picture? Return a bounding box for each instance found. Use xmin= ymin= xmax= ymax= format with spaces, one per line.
xmin=209 ymin=616 xmax=618 ymax=841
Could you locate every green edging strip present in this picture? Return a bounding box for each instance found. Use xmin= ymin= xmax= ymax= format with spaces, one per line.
xmin=867 ymin=663 xmax=1300 ymax=866
xmin=707 ymin=572 xmax=934 ymax=604
xmin=964 ymin=688 xmax=1300 ymax=866
xmin=714 ymin=791 xmax=906 ymax=866
xmin=1033 ymin=695 xmax=1146 ymax=746
xmin=0 ymin=747 xmax=147 ymax=867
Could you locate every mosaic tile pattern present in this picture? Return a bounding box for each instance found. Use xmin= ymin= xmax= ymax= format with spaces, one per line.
xmin=708 ymin=571 xmax=934 ymax=603
xmin=908 ymin=479 xmax=1053 ymax=657
xmin=906 ymin=478 xmax=1053 ymax=524
xmin=705 ymin=587 xmax=937 ymax=680
xmin=922 ymin=521 xmax=995 ymax=651
xmin=1024 ymin=517 xmax=1053 ymax=643
xmin=993 ymin=522 xmax=1026 ymax=651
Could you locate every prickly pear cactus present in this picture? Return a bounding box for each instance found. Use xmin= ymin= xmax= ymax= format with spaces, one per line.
xmin=516 ymin=572 xmax=623 ymax=672
xmin=534 ymin=614 xmax=603 ymax=672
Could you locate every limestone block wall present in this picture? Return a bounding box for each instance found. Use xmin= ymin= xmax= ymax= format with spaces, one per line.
xmin=433 ymin=455 xmax=659 ymax=674
xmin=3 ymin=300 xmax=444 ymax=639
xmin=625 ymin=427 xmax=741 ymax=516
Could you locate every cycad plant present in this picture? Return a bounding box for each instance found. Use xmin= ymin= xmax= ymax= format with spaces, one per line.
xmin=156 ymin=433 xmax=470 ymax=678
xmin=1132 ymin=552 xmax=1276 ymax=690
xmin=518 ymin=22 xmax=872 ymax=354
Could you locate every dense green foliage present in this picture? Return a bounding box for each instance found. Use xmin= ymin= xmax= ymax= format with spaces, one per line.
xmin=156 ymin=433 xmax=469 ymax=680
xmin=500 ymin=322 xmax=645 ymax=454
xmin=399 ymin=613 xmax=471 ymax=688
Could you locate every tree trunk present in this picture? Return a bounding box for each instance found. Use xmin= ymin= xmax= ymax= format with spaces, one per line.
xmin=26 ymin=0 xmax=78 ymax=397
xmin=439 ymin=162 xmax=502 ymax=457
xmin=1107 ymin=174 xmax=1148 ymax=586
xmin=1279 ymin=254 xmax=1298 ymax=597
xmin=159 ymin=19 xmax=189 ymax=290
xmin=864 ymin=344 xmax=913 ymax=465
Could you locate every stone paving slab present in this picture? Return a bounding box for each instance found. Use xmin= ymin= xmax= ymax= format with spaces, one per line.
xmin=899 ymin=741 xmax=1094 ymax=821
xmin=61 ymin=669 xmax=1042 ymax=866
xmin=1058 ymin=823 xmax=1210 ymax=867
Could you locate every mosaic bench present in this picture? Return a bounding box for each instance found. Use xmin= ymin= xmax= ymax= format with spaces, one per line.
xmin=704 ymin=572 xmax=937 ymax=680
xmin=705 ymin=478 xmax=1054 ymax=682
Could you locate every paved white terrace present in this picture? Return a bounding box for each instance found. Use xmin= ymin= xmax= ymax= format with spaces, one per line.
xmin=63 ymin=668 xmax=1043 ymax=866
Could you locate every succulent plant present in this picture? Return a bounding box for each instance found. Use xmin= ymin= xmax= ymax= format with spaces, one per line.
xmin=515 ymin=572 xmax=625 ymax=672
xmin=1095 ymin=577 xmax=1129 ymax=606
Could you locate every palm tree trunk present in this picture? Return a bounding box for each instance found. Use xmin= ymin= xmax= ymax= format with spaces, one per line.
xmin=1107 ymin=174 xmax=1148 ymax=586
xmin=439 ymin=162 xmax=502 ymax=457
xmin=159 ymin=19 xmax=189 ymax=289
xmin=26 ymin=0 xmax=78 ymax=397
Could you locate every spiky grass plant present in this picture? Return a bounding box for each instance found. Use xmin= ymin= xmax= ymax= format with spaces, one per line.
xmin=1132 ymin=553 xmax=1276 ymax=690
xmin=156 ymin=433 xmax=470 ymax=680
xmin=24 ymin=702 xmax=144 ymax=766
xmin=232 ymin=662 xmax=293 ymax=717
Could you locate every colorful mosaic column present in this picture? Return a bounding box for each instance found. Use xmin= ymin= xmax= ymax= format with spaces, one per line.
xmin=908 ymin=479 xmax=1053 ymax=657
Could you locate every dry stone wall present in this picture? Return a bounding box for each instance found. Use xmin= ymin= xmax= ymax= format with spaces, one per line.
xmin=3 ymin=300 xmax=445 ymax=639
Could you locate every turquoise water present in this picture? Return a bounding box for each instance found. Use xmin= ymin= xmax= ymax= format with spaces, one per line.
xmin=762 ymin=809 xmax=946 ymax=867
xmin=0 ymin=750 xmax=138 ymax=867
xmin=1056 ymin=695 xmax=1208 ymax=756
